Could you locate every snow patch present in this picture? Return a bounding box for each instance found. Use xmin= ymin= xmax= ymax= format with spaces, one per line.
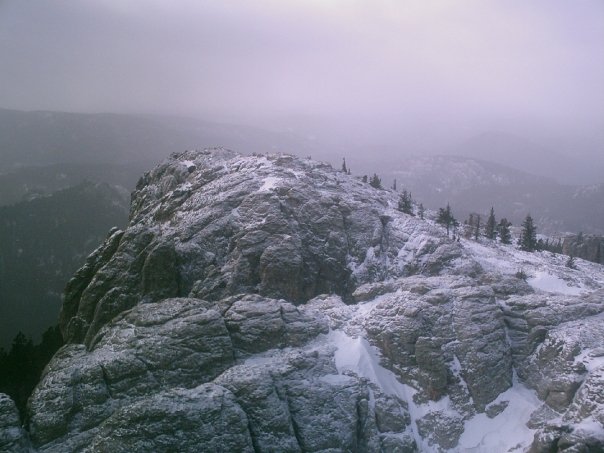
xmin=573 ymin=416 xmax=604 ymax=440
xmin=319 ymin=373 xmax=356 ymax=385
xmin=330 ymin=329 xmax=431 ymax=451
xmin=575 ymin=348 xmax=604 ymax=373
xmin=458 ymin=375 xmax=541 ymax=452
xmin=354 ymin=293 xmax=391 ymax=318
xmin=258 ymin=176 xmax=281 ymax=192
xmin=528 ymin=271 xmax=584 ymax=295
xmin=348 ymin=246 xmax=377 ymax=279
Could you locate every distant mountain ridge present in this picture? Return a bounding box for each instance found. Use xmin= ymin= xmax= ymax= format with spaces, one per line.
xmin=454 ymin=131 xmax=604 ymax=185
xmin=1 ymin=108 xmax=602 ymax=236
xmin=0 ymin=162 xmax=147 ymax=206
xmin=0 ymin=108 xmax=316 ymax=170
xmin=382 ymin=154 xmax=604 ymax=235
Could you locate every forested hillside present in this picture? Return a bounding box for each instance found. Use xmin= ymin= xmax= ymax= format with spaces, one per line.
xmin=0 ymin=182 xmax=129 ymax=347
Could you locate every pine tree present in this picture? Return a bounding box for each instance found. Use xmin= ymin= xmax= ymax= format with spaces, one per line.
xmin=463 ymin=214 xmax=475 ymax=239
xmin=398 ymin=190 xmax=413 ymax=215
xmin=436 ymin=206 xmax=449 ymax=232
xmin=519 ymin=214 xmax=537 ymax=252
xmin=436 ymin=203 xmax=456 ymax=237
xmin=37 ymin=325 xmax=63 ymax=365
xmin=485 ymin=207 xmax=497 ymax=240
xmin=463 ymin=213 xmax=481 ymax=240
xmin=341 ymin=158 xmax=348 ymax=173
xmin=0 ymin=326 xmax=63 ymax=419
xmin=418 ymin=203 xmax=425 ymax=220
xmin=369 ymin=173 xmax=382 ymax=189
xmin=362 ymin=175 xmax=368 ymax=183
xmin=474 ymin=214 xmax=481 ymax=240
xmin=391 ymin=179 xmax=397 ymax=191
xmin=3 ymin=332 xmax=36 ymax=418
xmin=452 ymin=217 xmax=460 ymax=240
xmin=498 ymin=218 xmax=512 ymax=244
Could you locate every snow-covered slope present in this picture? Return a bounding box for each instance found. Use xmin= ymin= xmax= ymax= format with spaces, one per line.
xmin=2 ymin=150 xmax=603 ymax=452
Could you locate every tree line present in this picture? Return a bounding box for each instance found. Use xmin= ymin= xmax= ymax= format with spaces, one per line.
xmin=450 ymin=206 xmax=514 ymax=245
xmin=437 ymin=205 xmax=568 ymax=256
xmin=345 ymin=164 xmax=520 ymax=245
xmin=343 ymin=162 xmax=572 ymax=263
xmin=0 ymin=325 xmax=63 ymax=420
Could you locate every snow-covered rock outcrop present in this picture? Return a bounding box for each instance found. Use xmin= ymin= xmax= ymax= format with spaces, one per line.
xmin=5 ymin=150 xmax=604 ymax=452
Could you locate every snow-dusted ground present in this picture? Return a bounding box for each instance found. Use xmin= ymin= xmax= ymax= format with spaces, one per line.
xmin=462 ymin=238 xmax=604 ymax=294
xmin=324 ymin=231 xmax=604 ymax=452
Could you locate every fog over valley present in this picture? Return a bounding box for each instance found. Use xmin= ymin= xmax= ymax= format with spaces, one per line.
xmin=1 ymin=0 xmax=603 ymax=181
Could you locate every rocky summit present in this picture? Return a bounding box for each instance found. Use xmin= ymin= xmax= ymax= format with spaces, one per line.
xmin=2 ymin=149 xmax=604 ymax=452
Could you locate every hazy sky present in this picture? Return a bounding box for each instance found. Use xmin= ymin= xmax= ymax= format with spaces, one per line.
xmin=1 ymin=0 xmax=603 ymax=154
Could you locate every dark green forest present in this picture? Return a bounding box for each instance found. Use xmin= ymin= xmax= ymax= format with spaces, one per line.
xmin=0 ymin=182 xmax=129 ymax=348
xmin=0 ymin=326 xmax=63 ymax=419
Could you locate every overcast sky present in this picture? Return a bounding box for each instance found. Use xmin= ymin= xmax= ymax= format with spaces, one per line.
xmin=1 ymin=0 xmax=603 ymax=155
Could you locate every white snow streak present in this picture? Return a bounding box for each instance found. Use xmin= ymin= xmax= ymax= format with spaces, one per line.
xmin=458 ymin=374 xmax=541 ymax=452
xmin=528 ymin=271 xmax=584 ymax=295
xmin=330 ymin=329 xmax=428 ymax=450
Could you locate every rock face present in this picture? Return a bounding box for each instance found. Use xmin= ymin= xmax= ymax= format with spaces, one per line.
xmin=0 ymin=394 xmax=28 ymax=452
xmin=59 ymin=149 xmax=463 ymax=348
xmin=363 ymin=277 xmax=513 ymax=411
xmin=14 ymin=150 xmax=604 ymax=452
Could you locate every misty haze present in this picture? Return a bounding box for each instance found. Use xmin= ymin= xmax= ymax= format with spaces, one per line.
xmin=1 ymin=1 xmax=603 ymax=452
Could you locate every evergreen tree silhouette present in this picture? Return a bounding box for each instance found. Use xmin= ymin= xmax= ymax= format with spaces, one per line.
xmin=519 ymin=214 xmax=537 ymax=251
xmin=485 ymin=207 xmax=497 ymax=240
xmin=0 ymin=326 xmax=63 ymax=420
xmin=398 ymin=190 xmax=414 ymax=215
xmin=498 ymin=218 xmax=512 ymax=244
xmin=369 ymin=173 xmax=382 ymax=189
xmin=436 ymin=203 xmax=456 ymax=237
